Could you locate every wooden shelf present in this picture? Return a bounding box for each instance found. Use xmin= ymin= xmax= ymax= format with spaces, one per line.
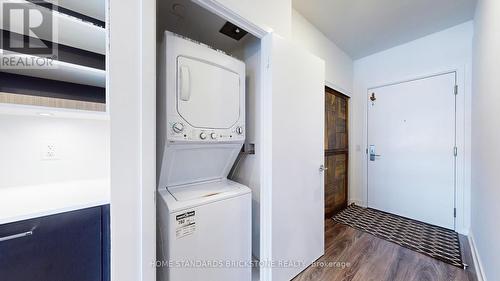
xmin=44 ymin=0 xmax=105 ymax=22
xmin=0 ymin=0 xmax=105 ymax=54
xmin=1 ymin=50 xmax=105 ymax=88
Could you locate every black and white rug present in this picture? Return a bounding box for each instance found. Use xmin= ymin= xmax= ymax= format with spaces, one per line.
xmin=332 ymin=204 xmax=464 ymax=268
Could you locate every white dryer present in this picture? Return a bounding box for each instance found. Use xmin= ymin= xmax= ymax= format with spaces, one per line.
xmin=157 ymin=31 xmax=251 ymax=281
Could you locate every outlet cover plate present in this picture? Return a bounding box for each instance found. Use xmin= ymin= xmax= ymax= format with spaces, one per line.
xmin=41 ymin=142 xmax=59 ymax=160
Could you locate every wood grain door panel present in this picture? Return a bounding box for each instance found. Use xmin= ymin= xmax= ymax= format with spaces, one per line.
xmin=324 ymin=87 xmax=349 ymax=218
xmin=325 ymin=92 xmax=348 ymax=151
xmin=325 ymin=153 xmax=347 ymax=217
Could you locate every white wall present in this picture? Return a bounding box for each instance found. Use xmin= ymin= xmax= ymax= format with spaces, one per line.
xmin=291 ymin=9 xmax=353 ymax=94
xmin=211 ymin=0 xmax=291 ymax=37
xmin=109 ymin=0 xmax=156 ymax=280
xmin=470 ymin=0 xmax=500 ymax=280
xmin=0 ymin=114 xmax=109 ymax=188
xmin=352 ymin=21 xmax=473 ymax=234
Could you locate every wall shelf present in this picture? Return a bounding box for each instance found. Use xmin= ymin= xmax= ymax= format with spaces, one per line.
xmin=0 ymin=102 xmax=109 ymax=120
xmin=44 ymin=0 xmax=105 ymax=22
xmin=1 ymin=50 xmax=105 ymax=88
xmin=0 ymin=0 xmax=105 ymax=54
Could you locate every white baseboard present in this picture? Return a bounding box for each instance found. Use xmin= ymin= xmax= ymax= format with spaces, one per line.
xmin=468 ymin=231 xmax=487 ymax=281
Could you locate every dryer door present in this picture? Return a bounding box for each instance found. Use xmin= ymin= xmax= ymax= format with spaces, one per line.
xmin=177 ymin=56 xmax=241 ymax=129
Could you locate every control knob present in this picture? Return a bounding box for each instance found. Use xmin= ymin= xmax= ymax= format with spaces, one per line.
xmin=199 ymin=132 xmax=207 ymax=140
xmin=236 ymin=126 xmax=243 ymax=135
xmin=172 ymin=122 xmax=184 ymax=133
xmin=210 ymin=133 xmax=217 ymax=140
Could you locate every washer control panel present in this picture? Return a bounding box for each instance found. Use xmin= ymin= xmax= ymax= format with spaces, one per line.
xmin=167 ymin=116 xmax=244 ymax=142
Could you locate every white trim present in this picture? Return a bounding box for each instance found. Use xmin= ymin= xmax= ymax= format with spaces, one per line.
xmin=366 ymin=69 xmax=457 ymax=91
xmin=325 ymin=80 xmax=352 ymax=98
xmin=191 ymin=3 xmax=273 ymax=280
xmin=325 ymin=84 xmax=354 ymax=213
xmin=363 ymin=66 xmax=470 ymax=234
xmin=259 ymin=33 xmax=273 ymax=281
xmin=455 ymin=65 xmax=470 ymax=235
xmin=109 ymin=0 xmax=153 ymax=280
xmin=468 ymin=231 xmax=487 ymax=281
xmin=140 ymin=0 xmax=156 ymax=280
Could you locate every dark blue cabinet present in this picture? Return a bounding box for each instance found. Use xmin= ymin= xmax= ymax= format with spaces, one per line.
xmin=0 ymin=205 xmax=110 ymax=281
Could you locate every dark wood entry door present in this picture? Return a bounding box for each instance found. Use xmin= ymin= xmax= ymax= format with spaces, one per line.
xmin=325 ymin=87 xmax=349 ymax=218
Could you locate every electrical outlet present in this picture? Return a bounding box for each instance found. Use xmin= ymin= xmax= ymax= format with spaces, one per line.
xmin=41 ymin=142 xmax=58 ymax=160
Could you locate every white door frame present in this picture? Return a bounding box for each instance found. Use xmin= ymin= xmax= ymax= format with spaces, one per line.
xmin=109 ymin=0 xmax=156 ymax=281
xmin=325 ymin=83 xmax=353 ymax=217
xmin=363 ymin=66 xmax=470 ymax=234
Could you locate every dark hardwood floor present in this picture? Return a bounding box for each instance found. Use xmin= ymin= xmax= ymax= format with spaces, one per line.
xmin=293 ymin=220 xmax=477 ymax=281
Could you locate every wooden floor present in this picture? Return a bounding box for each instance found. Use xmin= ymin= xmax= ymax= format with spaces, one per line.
xmin=293 ymin=220 xmax=477 ymax=281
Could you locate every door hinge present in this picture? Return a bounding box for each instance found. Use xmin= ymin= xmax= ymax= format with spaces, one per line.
xmin=454 ymin=208 xmax=457 ymax=218
xmin=454 ymin=146 xmax=458 ymax=157
xmin=454 ymin=85 xmax=458 ymax=95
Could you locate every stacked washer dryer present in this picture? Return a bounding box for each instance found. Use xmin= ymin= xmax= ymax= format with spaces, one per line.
xmin=157 ymin=31 xmax=252 ymax=281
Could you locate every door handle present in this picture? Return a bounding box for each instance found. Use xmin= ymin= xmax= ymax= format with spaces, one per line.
xmin=319 ymin=165 xmax=328 ymax=172
xmin=369 ymin=145 xmax=381 ymax=161
xmin=0 ymin=230 xmax=33 ymax=242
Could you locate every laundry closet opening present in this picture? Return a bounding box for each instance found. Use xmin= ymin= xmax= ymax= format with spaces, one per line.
xmin=156 ymin=1 xmax=264 ymax=280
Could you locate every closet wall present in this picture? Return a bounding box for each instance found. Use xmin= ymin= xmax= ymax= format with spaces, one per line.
xmin=231 ymin=36 xmax=262 ymax=258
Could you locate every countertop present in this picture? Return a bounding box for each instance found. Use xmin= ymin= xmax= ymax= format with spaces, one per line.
xmin=0 ymin=178 xmax=110 ymax=225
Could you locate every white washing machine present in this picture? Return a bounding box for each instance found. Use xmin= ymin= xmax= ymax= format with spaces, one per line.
xmin=157 ymin=31 xmax=251 ymax=281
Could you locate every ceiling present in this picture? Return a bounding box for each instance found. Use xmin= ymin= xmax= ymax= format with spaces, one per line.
xmin=293 ymin=0 xmax=477 ymax=59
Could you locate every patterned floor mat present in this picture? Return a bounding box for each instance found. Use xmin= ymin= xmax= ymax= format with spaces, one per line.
xmin=332 ymin=204 xmax=464 ymax=268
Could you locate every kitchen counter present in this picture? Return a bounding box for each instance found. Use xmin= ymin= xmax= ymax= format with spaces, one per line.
xmin=0 ymin=179 xmax=110 ymax=225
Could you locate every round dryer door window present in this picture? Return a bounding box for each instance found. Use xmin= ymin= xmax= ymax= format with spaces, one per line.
xmin=176 ymin=56 xmax=241 ymax=129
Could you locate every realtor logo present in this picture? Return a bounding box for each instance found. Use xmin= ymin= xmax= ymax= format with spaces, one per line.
xmin=0 ymin=0 xmax=58 ymax=69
